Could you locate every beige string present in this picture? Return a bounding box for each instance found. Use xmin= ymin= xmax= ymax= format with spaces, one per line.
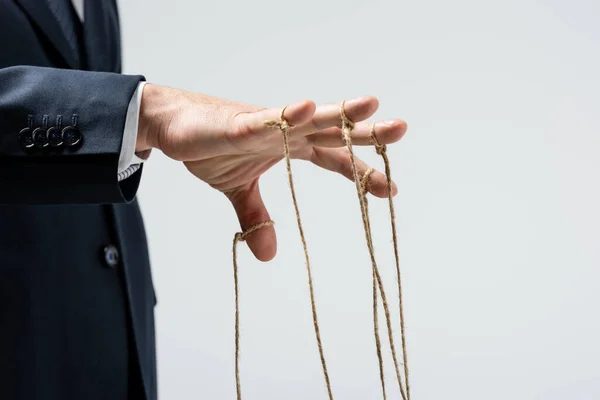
xmin=232 ymin=105 xmax=412 ymax=400
xmin=233 ymin=220 xmax=275 ymax=400
xmin=340 ymin=102 xmax=408 ymax=400
xmin=370 ymin=123 xmax=411 ymax=400
xmin=265 ymin=107 xmax=335 ymax=400
xmin=360 ymin=168 xmax=387 ymax=400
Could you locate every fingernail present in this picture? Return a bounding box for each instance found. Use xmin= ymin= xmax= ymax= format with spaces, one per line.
xmin=383 ymin=120 xmax=396 ymax=126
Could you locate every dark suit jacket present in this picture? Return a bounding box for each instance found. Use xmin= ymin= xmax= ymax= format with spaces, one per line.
xmin=0 ymin=1 xmax=157 ymax=399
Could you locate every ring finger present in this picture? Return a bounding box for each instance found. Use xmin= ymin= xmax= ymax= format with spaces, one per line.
xmin=310 ymin=147 xmax=398 ymax=198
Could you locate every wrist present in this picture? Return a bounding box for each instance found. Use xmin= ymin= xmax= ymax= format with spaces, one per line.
xmin=136 ymin=83 xmax=177 ymax=153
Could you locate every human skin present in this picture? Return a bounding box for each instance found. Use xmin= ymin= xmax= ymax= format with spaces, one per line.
xmin=137 ymin=84 xmax=408 ymax=261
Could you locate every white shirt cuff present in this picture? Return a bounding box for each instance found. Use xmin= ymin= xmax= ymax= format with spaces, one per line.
xmin=118 ymin=81 xmax=148 ymax=181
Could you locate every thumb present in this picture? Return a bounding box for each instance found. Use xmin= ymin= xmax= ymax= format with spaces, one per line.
xmin=228 ymin=180 xmax=277 ymax=262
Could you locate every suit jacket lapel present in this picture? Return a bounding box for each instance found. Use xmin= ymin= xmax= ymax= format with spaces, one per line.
xmin=15 ymin=0 xmax=79 ymax=69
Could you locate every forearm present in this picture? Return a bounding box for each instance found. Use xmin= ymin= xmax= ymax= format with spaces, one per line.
xmin=0 ymin=65 xmax=145 ymax=204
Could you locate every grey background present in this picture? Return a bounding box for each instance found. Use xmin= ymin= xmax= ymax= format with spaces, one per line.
xmin=119 ymin=0 xmax=600 ymax=398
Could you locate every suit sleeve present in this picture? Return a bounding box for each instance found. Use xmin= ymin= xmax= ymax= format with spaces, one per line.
xmin=0 ymin=65 xmax=146 ymax=205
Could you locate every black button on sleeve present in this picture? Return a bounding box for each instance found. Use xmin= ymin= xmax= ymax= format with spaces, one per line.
xmin=32 ymin=127 xmax=49 ymax=148
xmin=47 ymin=126 xmax=64 ymax=147
xmin=62 ymin=126 xmax=82 ymax=147
xmin=18 ymin=127 xmax=34 ymax=149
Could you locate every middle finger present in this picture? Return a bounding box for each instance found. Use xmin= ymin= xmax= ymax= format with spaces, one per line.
xmin=306 ymin=119 xmax=408 ymax=148
xmin=289 ymin=96 xmax=380 ymax=137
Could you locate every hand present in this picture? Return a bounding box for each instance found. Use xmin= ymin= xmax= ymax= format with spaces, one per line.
xmin=137 ymin=84 xmax=407 ymax=261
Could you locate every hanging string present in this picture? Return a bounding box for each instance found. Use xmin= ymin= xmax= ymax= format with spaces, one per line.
xmin=340 ymin=102 xmax=407 ymax=400
xmin=265 ymin=107 xmax=335 ymax=400
xmin=233 ymin=221 xmax=275 ymax=400
xmin=360 ymin=168 xmax=387 ymax=400
xmin=369 ymin=123 xmax=411 ymax=400
xmin=231 ymin=105 xmax=411 ymax=400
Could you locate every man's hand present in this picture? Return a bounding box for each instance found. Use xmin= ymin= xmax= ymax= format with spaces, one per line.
xmin=136 ymin=84 xmax=407 ymax=261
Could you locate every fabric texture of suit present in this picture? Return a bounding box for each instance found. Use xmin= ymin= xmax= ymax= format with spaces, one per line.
xmin=0 ymin=0 xmax=157 ymax=399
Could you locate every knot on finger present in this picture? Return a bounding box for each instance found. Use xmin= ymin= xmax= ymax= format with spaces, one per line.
xmin=235 ymin=220 xmax=275 ymax=242
xmin=264 ymin=119 xmax=290 ymax=131
xmin=340 ymin=101 xmax=355 ymax=133
xmin=264 ymin=106 xmax=291 ymax=132
xmin=375 ymin=143 xmax=387 ymax=155
xmin=360 ymin=168 xmax=374 ymax=197
xmin=369 ymin=123 xmax=387 ymax=155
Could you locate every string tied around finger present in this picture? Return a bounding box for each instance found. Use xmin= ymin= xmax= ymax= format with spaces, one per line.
xmin=360 ymin=167 xmax=374 ymax=197
xmin=236 ymin=104 xmax=336 ymax=400
xmin=340 ymin=101 xmax=356 ymax=138
xmin=232 ymin=219 xmax=274 ymax=400
xmin=366 ymin=118 xmax=412 ymax=400
xmin=234 ymin=220 xmax=275 ymax=243
xmin=232 ymin=100 xmax=411 ymax=400
xmin=339 ymin=101 xmax=408 ymax=400
xmin=369 ymin=123 xmax=387 ymax=155
xmin=264 ymin=106 xmax=291 ymax=132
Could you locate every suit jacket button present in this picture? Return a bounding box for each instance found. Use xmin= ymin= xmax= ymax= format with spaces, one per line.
xmin=18 ymin=127 xmax=35 ymax=149
xmin=103 ymin=245 xmax=120 ymax=268
xmin=32 ymin=127 xmax=49 ymax=148
xmin=62 ymin=126 xmax=82 ymax=147
xmin=47 ymin=127 xmax=64 ymax=147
